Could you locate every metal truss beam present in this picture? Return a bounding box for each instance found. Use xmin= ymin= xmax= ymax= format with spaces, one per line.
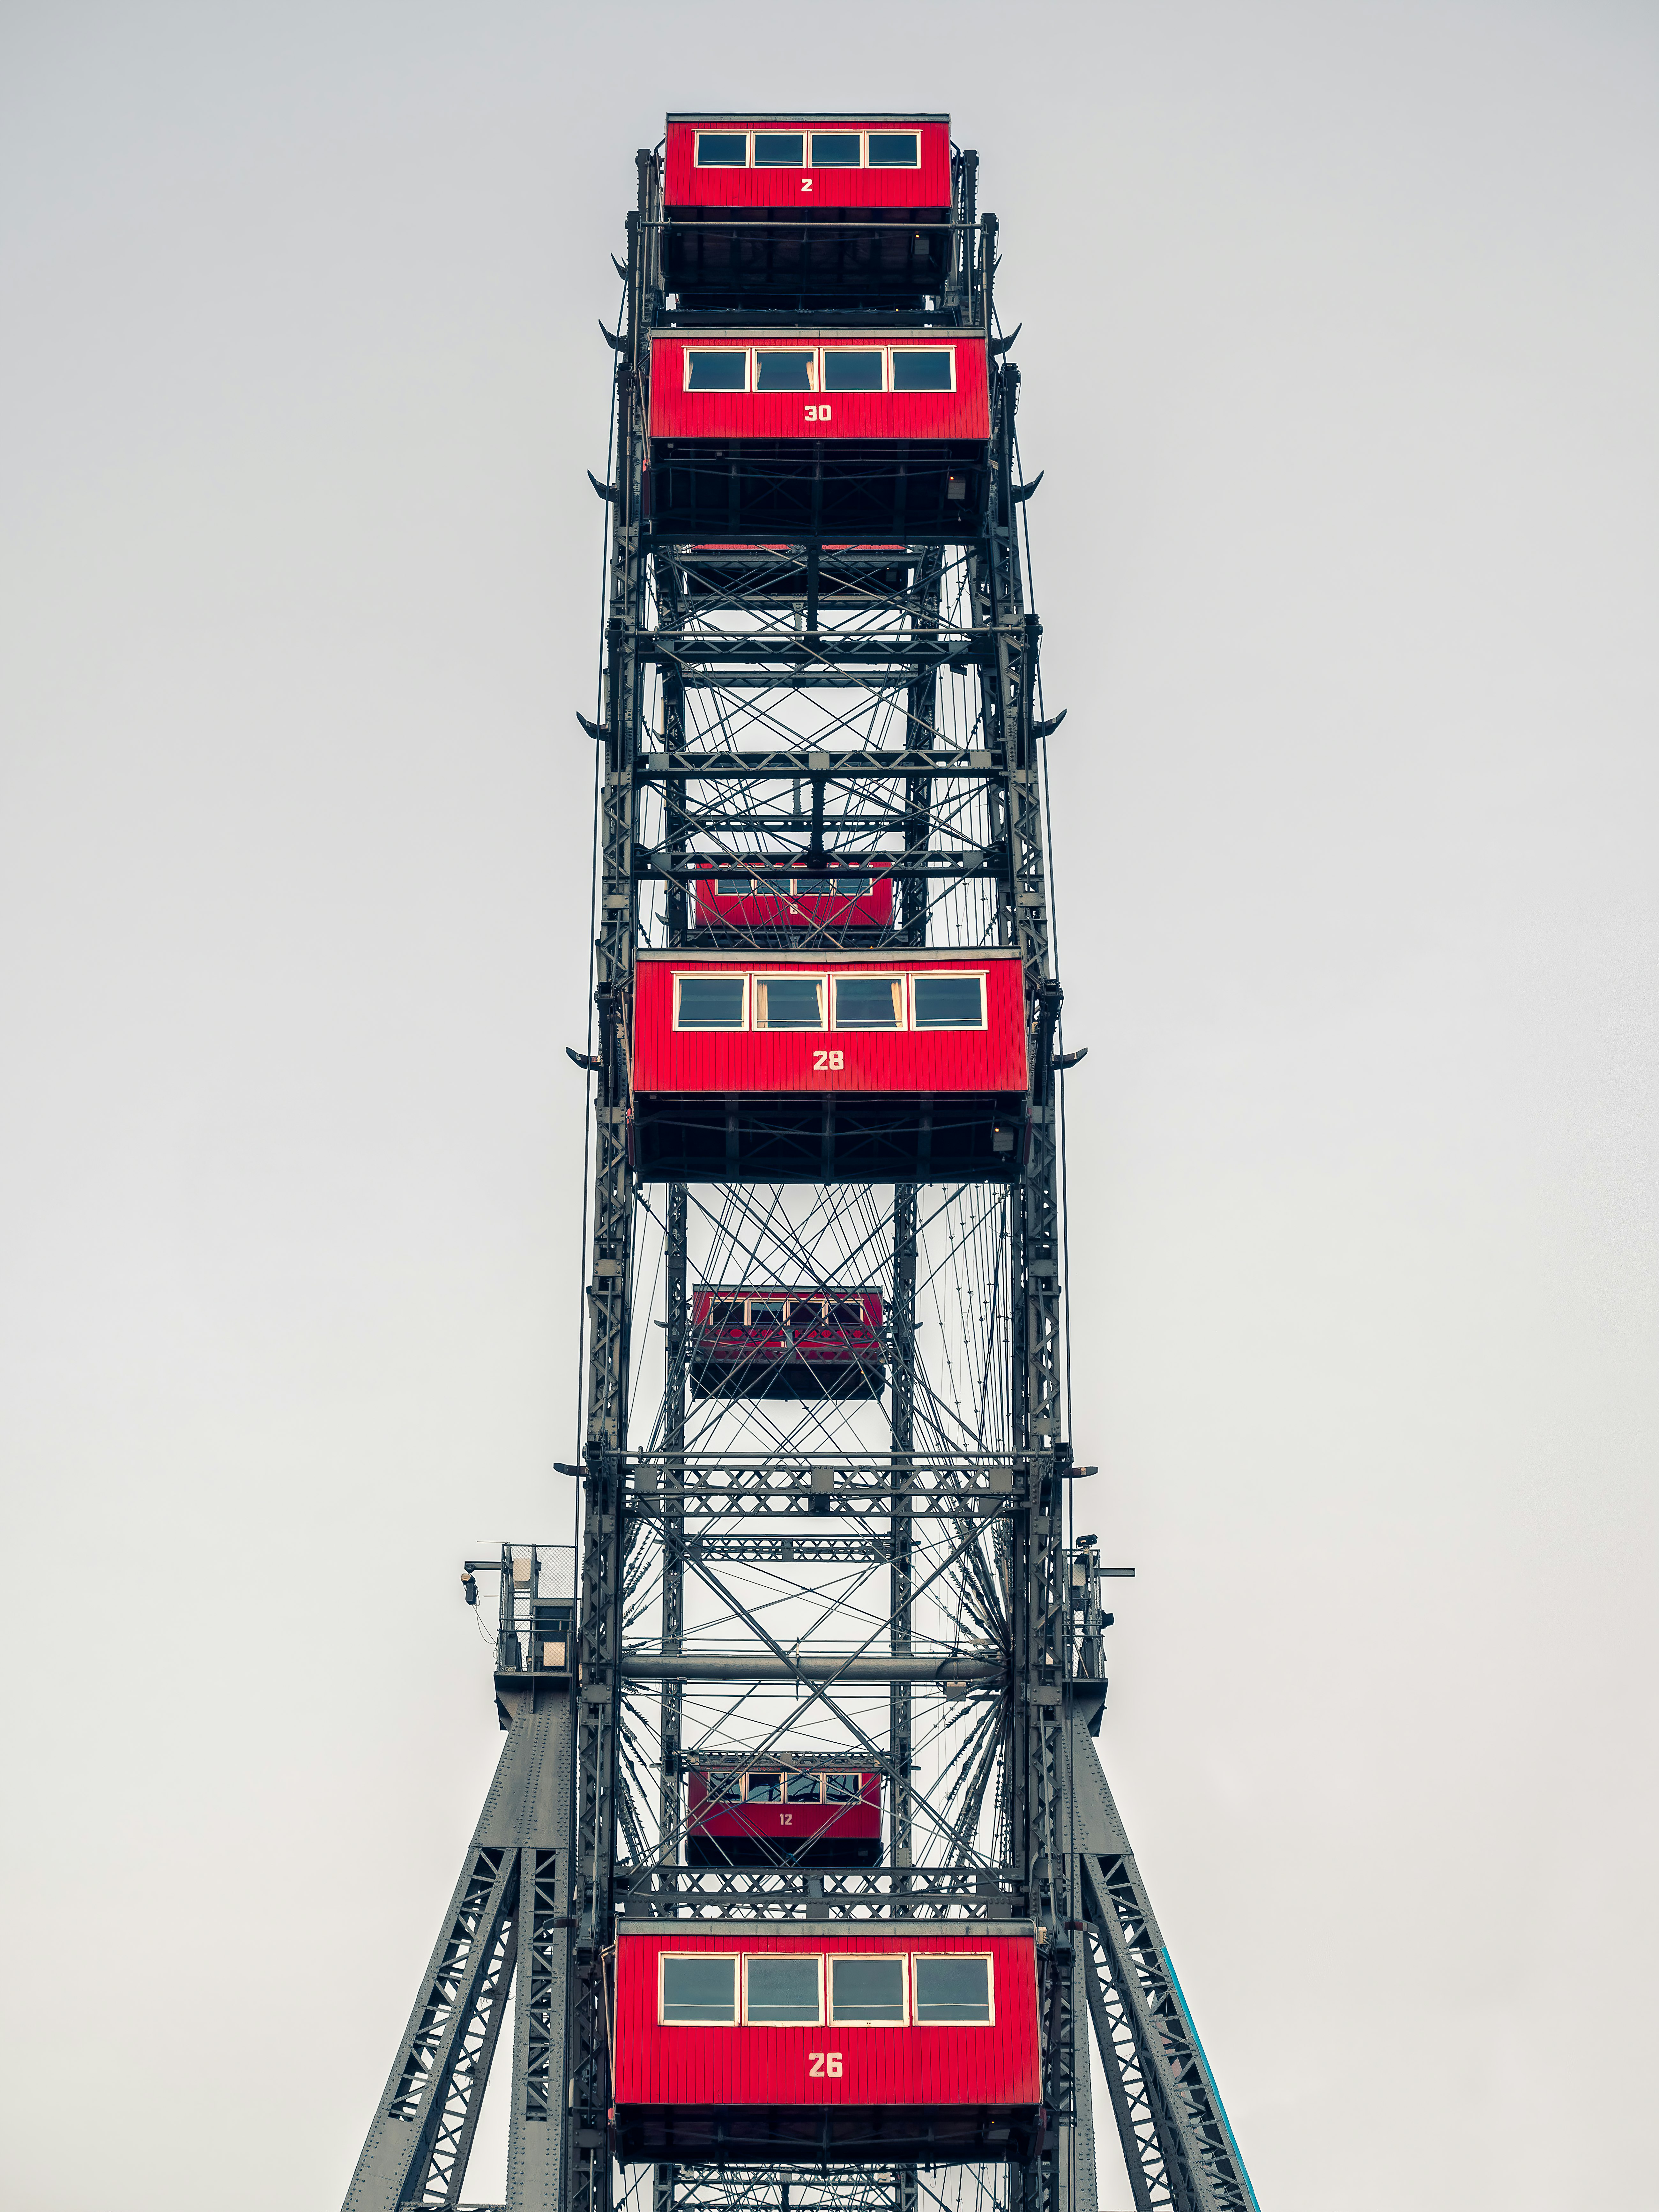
xmin=635 ymin=748 xmax=999 ymax=779
xmin=341 ymin=1694 xmax=573 ymax=2212
xmin=1064 ymin=1720 xmax=1261 ymax=2212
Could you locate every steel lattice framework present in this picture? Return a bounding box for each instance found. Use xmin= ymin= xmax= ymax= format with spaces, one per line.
xmin=340 ymin=128 xmax=1261 ymax=2212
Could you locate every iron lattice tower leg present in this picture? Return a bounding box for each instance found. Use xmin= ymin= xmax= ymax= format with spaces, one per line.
xmin=340 ymin=1692 xmax=574 ymax=2212
xmin=1066 ymin=1719 xmax=1261 ymax=2212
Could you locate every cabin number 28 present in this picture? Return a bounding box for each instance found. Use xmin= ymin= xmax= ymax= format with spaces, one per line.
xmin=812 ymin=1050 xmax=845 ymax=1070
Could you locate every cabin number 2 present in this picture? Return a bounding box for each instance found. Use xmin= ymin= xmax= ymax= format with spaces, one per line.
xmin=813 ymin=1050 xmax=845 ymax=1070
xmin=808 ymin=2053 xmax=844 ymax=2078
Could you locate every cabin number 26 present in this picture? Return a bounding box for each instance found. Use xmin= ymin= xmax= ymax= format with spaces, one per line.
xmin=808 ymin=2053 xmax=844 ymax=2078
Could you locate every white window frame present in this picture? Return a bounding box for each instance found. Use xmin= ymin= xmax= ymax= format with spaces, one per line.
xmin=827 ymin=1951 xmax=910 ymax=2027
xmin=752 ymin=972 xmax=828 ymax=1033
xmin=658 ymin=1950 xmax=740 ymax=2026
xmin=808 ymin=129 xmax=865 ymax=170
xmin=820 ymin=345 xmax=889 ymax=397
xmin=910 ymin=1950 xmax=997 ymax=2027
xmin=753 ymin=347 xmax=818 ymax=395
xmin=751 ymin=128 xmax=807 ymax=169
xmin=830 ymin=973 xmax=908 ymax=1034
xmin=864 ymin=130 xmax=923 ymax=170
xmin=890 ymin=346 xmax=957 ymax=395
xmin=694 ymin=129 xmax=751 ymax=168
xmin=672 ymin=971 xmax=749 ymax=1032
xmin=742 ymin=1300 xmax=789 ymax=1332
xmin=683 ymin=346 xmax=751 ymax=395
xmin=908 ymin=969 xmax=988 ymax=1032
xmin=743 ymin=1953 xmax=825 ymax=2025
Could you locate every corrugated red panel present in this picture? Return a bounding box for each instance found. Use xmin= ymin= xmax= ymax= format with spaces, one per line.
xmin=649 ymin=335 xmax=990 ymax=444
xmin=631 ymin=951 xmax=1027 ymax=1098
xmin=612 ymin=1924 xmax=1041 ymax=2112
xmin=664 ymin=119 xmax=951 ymax=214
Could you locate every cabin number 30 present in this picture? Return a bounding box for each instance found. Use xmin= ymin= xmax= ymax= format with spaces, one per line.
xmin=808 ymin=2052 xmax=844 ymax=2079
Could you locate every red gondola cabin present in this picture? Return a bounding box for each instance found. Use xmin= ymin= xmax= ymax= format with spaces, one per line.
xmin=628 ymin=949 xmax=1029 ymax=1181
xmin=693 ymin=857 xmax=894 ymax=938
xmin=691 ymin=1288 xmax=885 ymax=1400
xmin=611 ymin=1922 xmax=1044 ymax=2164
xmin=663 ymin=116 xmax=953 ymax=306
xmin=685 ymin=1760 xmax=882 ymax=1865
xmin=646 ymin=331 xmax=990 ymax=538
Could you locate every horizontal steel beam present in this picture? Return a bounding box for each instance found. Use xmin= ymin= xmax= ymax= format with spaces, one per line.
xmin=636 ymin=747 xmax=997 ymax=779
xmin=684 ymin=1536 xmax=892 ymax=1563
xmin=634 ymin=846 xmax=1001 ymax=882
xmin=643 ymin=639 xmax=990 ymax=668
xmin=647 ymin=529 xmax=987 ymax=550
xmin=674 ymin=671 xmax=934 ymax=691
xmin=620 ymin=1652 xmax=1004 ymax=1683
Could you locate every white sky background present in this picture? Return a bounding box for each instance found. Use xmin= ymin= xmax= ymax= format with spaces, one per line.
xmin=2 ymin=2 xmax=1656 ymax=2206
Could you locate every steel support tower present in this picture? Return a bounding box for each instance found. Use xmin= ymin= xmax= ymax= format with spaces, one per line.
xmin=341 ymin=127 xmax=1261 ymax=2212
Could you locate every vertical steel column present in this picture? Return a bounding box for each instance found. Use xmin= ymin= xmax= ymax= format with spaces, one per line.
xmin=658 ymin=1180 xmax=687 ymax=1895
xmin=569 ymin=147 xmax=655 ymax=2212
xmin=889 ymin=1183 xmax=917 ymax=1882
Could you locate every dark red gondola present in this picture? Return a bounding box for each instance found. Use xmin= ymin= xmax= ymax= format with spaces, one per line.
xmin=646 ymin=331 xmax=990 ymax=539
xmin=685 ymin=1760 xmax=882 ymax=1866
xmin=663 ymin=116 xmax=952 ymax=305
xmin=611 ymin=1922 xmax=1044 ymax=2165
xmin=691 ymin=1287 xmax=884 ymax=1400
xmin=628 ymin=949 xmax=1029 ymax=1182
xmin=692 ymin=858 xmax=894 ymax=937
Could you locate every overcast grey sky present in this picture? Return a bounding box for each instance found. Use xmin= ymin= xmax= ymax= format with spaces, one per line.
xmin=2 ymin=4 xmax=1656 ymax=2207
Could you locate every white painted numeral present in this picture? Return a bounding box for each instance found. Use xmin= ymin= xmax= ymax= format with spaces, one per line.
xmin=806 ymin=404 xmax=832 ymax=423
xmin=801 ymin=176 xmax=813 ymax=193
xmin=812 ymin=1050 xmax=845 ymax=1071
xmin=808 ymin=2052 xmax=843 ymax=2078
